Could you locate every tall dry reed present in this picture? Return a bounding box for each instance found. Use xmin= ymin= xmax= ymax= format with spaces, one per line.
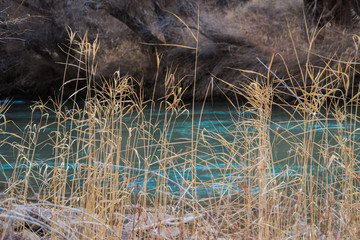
xmin=0 ymin=26 xmax=360 ymax=239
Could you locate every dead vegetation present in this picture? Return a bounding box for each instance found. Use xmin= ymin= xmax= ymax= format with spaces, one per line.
xmin=1 ymin=14 xmax=360 ymax=237
xmin=1 ymin=2 xmax=360 ymax=238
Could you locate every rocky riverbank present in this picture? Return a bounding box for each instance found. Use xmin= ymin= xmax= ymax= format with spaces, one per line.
xmin=0 ymin=197 xmax=205 ymax=239
xmin=1 ymin=0 xmax=360 ymax=101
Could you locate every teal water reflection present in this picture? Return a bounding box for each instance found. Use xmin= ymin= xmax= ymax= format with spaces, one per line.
xmin=0 ymin=100 xmax=359 ymax=198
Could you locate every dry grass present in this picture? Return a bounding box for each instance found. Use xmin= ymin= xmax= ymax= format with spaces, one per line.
xmin=1 ymin=22 xmax=360 ymax=240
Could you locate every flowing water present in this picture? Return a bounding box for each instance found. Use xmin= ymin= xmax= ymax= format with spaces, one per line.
xmin=0 ymin=100 xmax=359 ymax=198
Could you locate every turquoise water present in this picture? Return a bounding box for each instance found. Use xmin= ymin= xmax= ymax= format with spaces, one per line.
xmin=0 ymin=100 xmax=359 ymax=198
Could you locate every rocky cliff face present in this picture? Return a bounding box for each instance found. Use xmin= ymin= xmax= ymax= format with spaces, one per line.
xmin=1 ymin=0 xmax=359 ymax=101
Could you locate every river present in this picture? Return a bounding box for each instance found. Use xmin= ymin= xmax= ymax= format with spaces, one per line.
xmin=0 ymin=100 xmax=358 ymax=198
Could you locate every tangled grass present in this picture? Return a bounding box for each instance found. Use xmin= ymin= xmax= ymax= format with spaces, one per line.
xmin=1 ymin=27 xmax=360 ymax=239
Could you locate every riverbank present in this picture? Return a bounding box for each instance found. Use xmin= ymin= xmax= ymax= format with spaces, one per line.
xmin=1 ymin=2 xmax=360 ymax=238
xmin=1 ymin=38 xmax=360 ymax=238
xmin=0 ymin=198 xmax=203 ymax=239
xmin=1 ymin=0 xmax=360 ymax=101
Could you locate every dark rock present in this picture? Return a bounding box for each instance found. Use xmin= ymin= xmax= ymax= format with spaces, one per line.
xmin=1 ymin=0 xmax=360 ymax=102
